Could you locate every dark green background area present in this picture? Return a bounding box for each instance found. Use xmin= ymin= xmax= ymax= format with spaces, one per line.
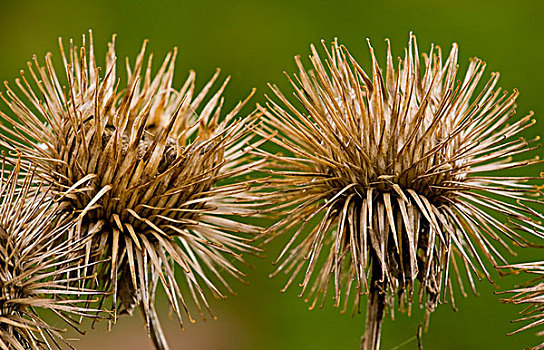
xmin=0 ymin=0 xmax=542 ymax=349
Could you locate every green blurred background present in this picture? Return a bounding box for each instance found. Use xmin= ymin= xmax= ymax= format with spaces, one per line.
xmin=0 ymin=0 xmax=542 ymax=349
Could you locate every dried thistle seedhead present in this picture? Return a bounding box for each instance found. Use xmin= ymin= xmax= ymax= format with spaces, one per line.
xmin=0 ymin=31 xmax=263 ymax=349
xmin=255 ymin=34 xmax=544 ymax=349
xmin=0 ymin=157 xmax=101 ymax=349
xmin=500 ymin=263 xmax=544 ymax=350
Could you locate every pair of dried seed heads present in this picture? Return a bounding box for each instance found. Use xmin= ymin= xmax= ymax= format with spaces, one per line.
xmin=0 ymin=31 xmax=543 ymax=350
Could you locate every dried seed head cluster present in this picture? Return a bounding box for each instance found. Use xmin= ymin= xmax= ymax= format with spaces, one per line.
xmin=501 ymin=263 xmax=544 ymax=350
xmin=255 ymin=34 xmax=544 ymax=349
xmin=0 ymin=32 xmax=263 ymax=348
xmin=0 ymin=158 xmax=101 ymax=349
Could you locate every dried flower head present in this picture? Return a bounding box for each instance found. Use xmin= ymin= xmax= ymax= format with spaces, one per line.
xmin=255 ymin=34 xmax=544 ymax=349
xmin=500 ymin=263 xmax=544 ymax=350
xmin=0 ymin=31 xmax=263 ymax=349
xmin=0 ymin=157 xmax=101 ymax=349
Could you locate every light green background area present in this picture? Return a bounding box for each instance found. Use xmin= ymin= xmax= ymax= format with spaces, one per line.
xmin=0 ymin=1 xmax=542 ymax=349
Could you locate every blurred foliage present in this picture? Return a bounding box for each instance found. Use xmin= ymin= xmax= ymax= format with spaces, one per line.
xmin=0 ymin=0 xmax=542 ymax=349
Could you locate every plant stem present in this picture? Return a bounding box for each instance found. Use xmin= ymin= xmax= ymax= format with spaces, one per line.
xmin=361 ymin=263 xmax=385 ymax=350
xmin=140 ymin=303 xmax=171 ymax=350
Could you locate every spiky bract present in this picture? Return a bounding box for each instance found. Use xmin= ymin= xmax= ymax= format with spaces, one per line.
xmin=0 ymin=158 xmax=100 ymax=349
xmin=0 ymin=32 xmax=263 ymax=348
xmin=501 ymin=263 xmax=544 ymax=350
xmin=255 ymin=34 xmax=544 ymax=348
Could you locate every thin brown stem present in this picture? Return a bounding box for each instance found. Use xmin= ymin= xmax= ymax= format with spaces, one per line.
xmin=140 ymin=303 xmax=171 ymax=350
xmin=361 ymin=260 xmax=385 ymax=350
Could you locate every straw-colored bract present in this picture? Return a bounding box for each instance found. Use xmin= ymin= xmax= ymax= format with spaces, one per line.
xmin=501 ymin=262 xmax=544 ymax=350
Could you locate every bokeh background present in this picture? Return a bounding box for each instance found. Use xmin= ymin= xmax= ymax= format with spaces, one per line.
xmin=0 ymin=0 xmax=542 ymax=349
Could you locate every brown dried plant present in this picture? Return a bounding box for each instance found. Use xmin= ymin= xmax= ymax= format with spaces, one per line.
xmin=254 ymin=34 xmax=544 ymax=349
xmin=0 ymin=31 xmax=264 ymax=349
xmin=500 ymin=263 xmax=544 ymax=350
xmin=0 ymin=157 xmax=102 ymax=349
